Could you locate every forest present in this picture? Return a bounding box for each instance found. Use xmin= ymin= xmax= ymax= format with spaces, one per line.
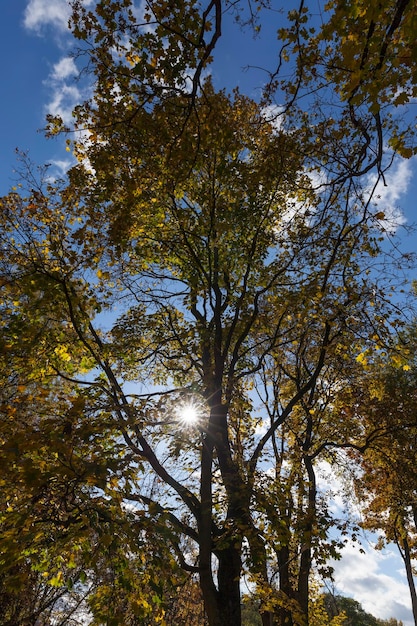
xmin=1 ymin=0 xmax=417 ymax=625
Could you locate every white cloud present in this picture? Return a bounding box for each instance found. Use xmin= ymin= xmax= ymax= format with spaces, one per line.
xmin=367 ymin=157 xmax=414 ymax=231
xmin=46 ymin=83 xmax=81 ymax=124
xmin=49 ymin=159 xmax=74 ymax=175
xmin=261 ymin=104 xmax=284 ymax=132
xmin=51 ymin=56 xmax=78 ymax=81
xmin=331 ymin=540 xmax=414 ymax=626
xmin=316 ymin=460 xmax=351 ymax=517
xmin=23 ymin=0 xmax=71 ymax=33
xmin=23 ymin=0 xmax=95 ymax=35
xmin=315 ymin=460 xmax=414 ymax=625
xmin=22 ymin=3 xmax=84 ymax=125
xmin=44 ymin=58 xmax=87 ymax=129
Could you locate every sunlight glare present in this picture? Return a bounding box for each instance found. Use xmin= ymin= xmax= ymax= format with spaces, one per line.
xmin=174 ymin=399 xmax=204 ymax=427
xmin=179 ymin=403 xmax=199 ymax=424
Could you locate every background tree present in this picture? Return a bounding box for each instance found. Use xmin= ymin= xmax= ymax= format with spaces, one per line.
xmin=347 ymin=348 xmax=417 ymax=625
xmin=323 ymin=594 xmax=405 ymax=626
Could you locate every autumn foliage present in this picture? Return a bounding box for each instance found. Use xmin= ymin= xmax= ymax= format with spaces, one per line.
xmin=1 ymin=1 xmax=417 ymax=625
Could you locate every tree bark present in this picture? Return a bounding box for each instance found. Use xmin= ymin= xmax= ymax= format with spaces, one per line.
xmin=199 ymin=382 xmax=245 ymax=625
xmin=199 ymin=428 xmax=219 ymax=625
xmin=278 ymin=543 xmax=294 ymax=626
xmin=399 ymin=533 xmax=417 ymax=626
xmin=296 ymin=454 xmax=316 ymax=626
xmin=217 ymin=545 xmax=242 ymax=625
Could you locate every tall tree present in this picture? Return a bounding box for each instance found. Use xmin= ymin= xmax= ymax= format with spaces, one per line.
xmin=1 ymin=79 xmax=412 ymax=626
xmin=348 ymin=354 xmax=417 ymax=626
xmin=2 ymin=0 xmax=417 ymax=623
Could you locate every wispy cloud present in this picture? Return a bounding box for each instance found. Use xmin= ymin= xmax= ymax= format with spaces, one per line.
xmin=23 ymin=0 xmax=96 ymax=37
xmin=23 ymin=0 xmax=72 ymax=34
xmin=51 ymin=56 xmax=78 ymax=81
xmin=44 ymin=56 xmax=89 ymax=128
xmin=331 ymin=540 xmax=413 ymax=625
xmin=48 ymin=158 xmax=74 ymax=177
xmin=22 ymin=2 xmax=83 ymax=124
xmin=367 ymin=156 xmax=414 ymax=232
xmin=46 ymin=83 xmax=82 ymax=125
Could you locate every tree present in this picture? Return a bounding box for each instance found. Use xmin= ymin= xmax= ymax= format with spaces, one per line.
xmin=309 ymin=584 xmax=346 ymax=626
xmin=324 ymin=595 xmax=385 ymax=626
xmin=1 ymin=80 xmax=412 ymax=626
xmin=242 ymin=598 xmax=263 ymax=626
xmin=164 ymin=576 xmax=209 ymax=625
xmin=0 ymin=563 xmax=86 ymax=626
xmin=2 ymin=0 xmax=417 ymax=624
xmin=324 ymin=593 xmax=404 ymax=626
xmin=347 ymin=352 xmax=417 ymax=626
xmin=62 ymin=0 xmax=417 ymax=173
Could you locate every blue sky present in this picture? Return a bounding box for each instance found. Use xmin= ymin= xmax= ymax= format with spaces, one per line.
xmin=0 ymin=3 xmax=56 ymax=183
xmin=1 ymin=1 xmax=416 ymax=624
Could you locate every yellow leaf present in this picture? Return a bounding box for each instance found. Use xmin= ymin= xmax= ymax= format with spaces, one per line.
xmin=54 ymin=345 xmax=72 ymax=362
xmin=356 ymin=352 xmax=368 ymax=365
xmin=48 ymin=571 xmax=64 ymax=587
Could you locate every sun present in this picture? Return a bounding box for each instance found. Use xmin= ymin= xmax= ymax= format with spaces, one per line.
xmin=174 ymin=399 xmax=203 ymax=426
xmin=180 ymin=404 xmax=199 ymax=424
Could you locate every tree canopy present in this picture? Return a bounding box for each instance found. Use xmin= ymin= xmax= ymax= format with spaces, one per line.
xmin=1 ymin=1 xmax=417 ymax=625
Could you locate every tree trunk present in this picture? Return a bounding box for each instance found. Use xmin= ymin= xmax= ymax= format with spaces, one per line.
xmin=277 ymin=543 xmax=294 ymax=626
xmin=199 ymin=545 xmax=242 ymax=626
xmin=400 ymin=534 xmax=417 ymax=626
xmin=296 ymin=454 xmax=317 ymax=626
xmin=217 ymin=545 xmax=242 ymax=625
xmin=199 ymin=427 xmax=219 ymax=626
xmin=297 ymin=545 xmax=311 ymax=623
xmin=199 ymin=386 xmax=244 ymax=626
